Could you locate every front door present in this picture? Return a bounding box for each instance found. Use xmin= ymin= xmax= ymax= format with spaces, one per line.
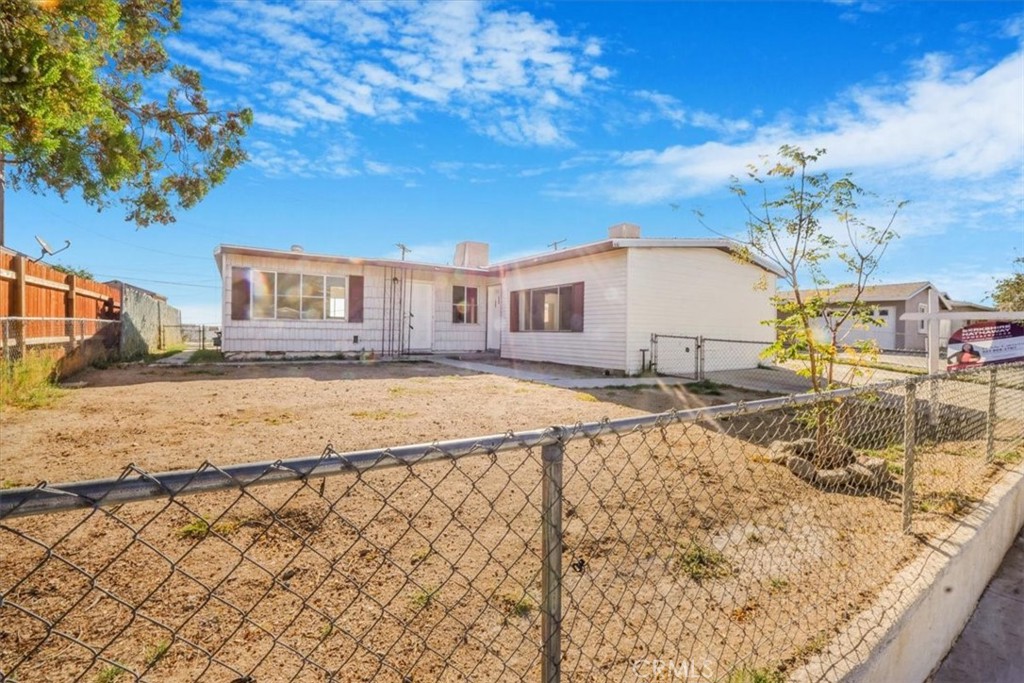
xmin=408 ymin=281 xmax=434 ymax=351
xmin=486 ymin=285 xmax=501 ymax=351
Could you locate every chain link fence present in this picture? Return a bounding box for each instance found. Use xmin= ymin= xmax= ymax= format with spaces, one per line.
xmin=1 ymin=363 xmax=1022 ymax=682
xmin=159 ymin=324 xmax=221 ymax=350
xmin=1 ymin=317 xmax=121 ymax=377
xmin=651 ymin=334 xmax=775 ymax=389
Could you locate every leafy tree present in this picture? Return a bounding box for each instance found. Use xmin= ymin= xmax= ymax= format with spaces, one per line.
xmin=50 ymin=263 xmax=94 ymax=280
xmin=991 ymin=257 xmax=1024 ymax=312
xmin=699 ymin=145 xmax=904 ymax=459
xmin=0 ymin=0 xmax=253 ymax=242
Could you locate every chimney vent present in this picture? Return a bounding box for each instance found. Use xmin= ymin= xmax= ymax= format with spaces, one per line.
xmin=453 ymin=241 xmax=489 ymax=268
xmin=608 ymin=222 xmax=641 ymax=239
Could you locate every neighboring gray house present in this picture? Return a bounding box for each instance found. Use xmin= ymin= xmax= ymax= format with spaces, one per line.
xmin=215 ymin=223 xmax=783 ymax=375
xmin=784 ymin=282 xmax=955 ymax=352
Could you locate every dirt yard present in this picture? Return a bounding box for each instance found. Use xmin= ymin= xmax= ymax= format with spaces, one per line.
xmin=1 ymin=360 xmax=1019 ymax=683
xmin=0 ymin=361 xmax=780 ymax=487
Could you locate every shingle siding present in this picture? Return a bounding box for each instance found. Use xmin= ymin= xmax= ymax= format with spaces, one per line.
xmin=500 ymin=250 xmax=628 ymax=371
xmin=219 ymin=242 xmax=778 ymax=370
xmin=220 ymin=254 xmax=491 ymax=355
xmin=429 ymin=273 xmax=490 ymax=353
xmin=626 ymin=248 xmax=776 ymax=374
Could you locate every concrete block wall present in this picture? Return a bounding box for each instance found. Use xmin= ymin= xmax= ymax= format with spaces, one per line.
xmin=120 ymin=285 xmax=183 ymax=359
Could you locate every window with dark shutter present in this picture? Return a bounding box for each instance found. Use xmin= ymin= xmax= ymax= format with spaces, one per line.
xmin=509 ymin=290 xmax=520 ymax=332
xmin=570 ymin=282 xmax=585 ymax=332
xmin=230 ymin=268 xmax=362 ymax=322
xmin=231 ymin=267 xmax=251 ymax=320
xmin=509 ymin=281 xmax=584 ymax=332
xmin=348 ymin=276 xmax=364 ymax=323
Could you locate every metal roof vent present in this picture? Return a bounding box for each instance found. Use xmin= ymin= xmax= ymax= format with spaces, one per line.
xmin=290 ymin=244 xmax=304 ymax=253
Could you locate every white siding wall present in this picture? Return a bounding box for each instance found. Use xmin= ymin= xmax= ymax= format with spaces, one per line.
xmin=429 ymin=273 xmax=491 ymax=353
xmin=625 ymin=248 xmax=777 ymax=374
xmin=501 ymin=250 xmax=628 ymax=370
xmin=221 ymin=253 xmax=382 ymax=355
xmin=220 ymin=253 xmax=491 ymax=355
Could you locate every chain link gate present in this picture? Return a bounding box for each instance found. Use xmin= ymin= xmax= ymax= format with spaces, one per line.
xmin=158 ymin=324 xmax=222 ymax=350
xmin=650 ymin=333 xmax=700 ymax=379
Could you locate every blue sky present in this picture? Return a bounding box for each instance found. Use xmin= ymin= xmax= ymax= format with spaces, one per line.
xmin=6 ymin=0 xmax=1023 ymax=322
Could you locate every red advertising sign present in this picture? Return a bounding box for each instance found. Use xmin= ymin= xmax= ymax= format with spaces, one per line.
xmin=947 ymin=321 xmax=1024 ymax=370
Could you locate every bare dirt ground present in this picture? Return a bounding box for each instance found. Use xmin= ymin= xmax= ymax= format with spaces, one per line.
xmin=1 ymin=361 xmax=1020 ymax=683
xmin=0 ymin=361 xmax=780 ymax=487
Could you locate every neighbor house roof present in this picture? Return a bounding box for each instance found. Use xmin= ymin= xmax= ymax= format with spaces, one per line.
xmin=782 ymin=281 xmax=952 ymax=308
xmin=947 ymin=299 xmax=996 ymax=312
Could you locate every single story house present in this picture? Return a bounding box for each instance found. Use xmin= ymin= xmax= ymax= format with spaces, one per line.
xmin=782 ymin=281 xmax=960 ymax=352
xmin=215 ymin=223 xmax=782 ymax=375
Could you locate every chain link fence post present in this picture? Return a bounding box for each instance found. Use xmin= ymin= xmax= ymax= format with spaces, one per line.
xmin=902 ymin=382 xmax=917 ymax=534
xmin=541 ymin=435 xmax=565 ymax=683
xmin=986 ymin=366 xmax=998 ymax=463
xmin=649 ymin=333 xmax=658 ymax=374
xmin=697 ymin=335 xmax=704 ymax=380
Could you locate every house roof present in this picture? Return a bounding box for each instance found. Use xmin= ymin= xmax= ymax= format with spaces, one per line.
xmin=492 ymin=237 xmax=785 ymax=276
xmin=783 ymin=281 xmax=952 ymax=308
xmin=214 ymin=244 xmax=493 ymax=276
xmin=217 ymin=237 xmax=786 ymax=277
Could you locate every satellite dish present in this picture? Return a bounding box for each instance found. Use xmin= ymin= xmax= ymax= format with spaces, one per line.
xmin=31 ymin=235 xmax=72 ymax=262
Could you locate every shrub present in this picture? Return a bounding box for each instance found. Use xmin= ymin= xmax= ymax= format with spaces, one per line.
xmin=0 ymin=354 xmax=64 ymax=409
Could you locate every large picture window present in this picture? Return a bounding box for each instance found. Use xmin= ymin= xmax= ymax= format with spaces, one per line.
xmin=232 ymin=267 xmax=363 ymax=322
xmin=509 ymin=282 xmax=584 ymax=332
xmin=452 ymin=286 xmax=478 ymax=324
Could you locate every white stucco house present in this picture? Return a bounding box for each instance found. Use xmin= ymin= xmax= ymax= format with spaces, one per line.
xmin=214 ymin=223 xmax=781 ymax=375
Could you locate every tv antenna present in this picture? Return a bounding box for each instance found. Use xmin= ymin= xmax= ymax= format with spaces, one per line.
xmin=395 ymin=243 xmax=411 ymax=261
xmin=548 ymin=238 xmax=567 ymax=251
xmin=32 ymin=235 xmax=71 ymax=263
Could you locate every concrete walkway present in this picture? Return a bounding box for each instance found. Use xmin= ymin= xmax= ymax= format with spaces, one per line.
xmin=150 ymin=349 xmax=196 ymax=366
xmin=929 ymin=529 xmax=1024 ymax=683
xmin=426 ymin=357 xmax=697 ymax=389
xmin=427 ymin=357 xmax=832 ymax=393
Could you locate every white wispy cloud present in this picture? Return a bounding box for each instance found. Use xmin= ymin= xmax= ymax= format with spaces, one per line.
xmin=165 ymin=37 xmax=252 ymax=77
xmin=632 ymin=90 xmax=752 ymax=135
xmin=184 ymin=0 xmax=606 ymax=149
xmin=562 ymin=48 xmax=1024 ymax=203
xmin=248 ymin=141 xmax=359 ymax=178
xmin=254 ymin=113 xmax=304 ymax=135
xmin=364 ymin=160 xmax=423 ymax=179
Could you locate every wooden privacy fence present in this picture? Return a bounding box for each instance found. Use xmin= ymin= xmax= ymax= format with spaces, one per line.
xmin=1 ymin=247 xmax=121 ymax=320
xmin=1 ymin=248 xmax=122 ymax=371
